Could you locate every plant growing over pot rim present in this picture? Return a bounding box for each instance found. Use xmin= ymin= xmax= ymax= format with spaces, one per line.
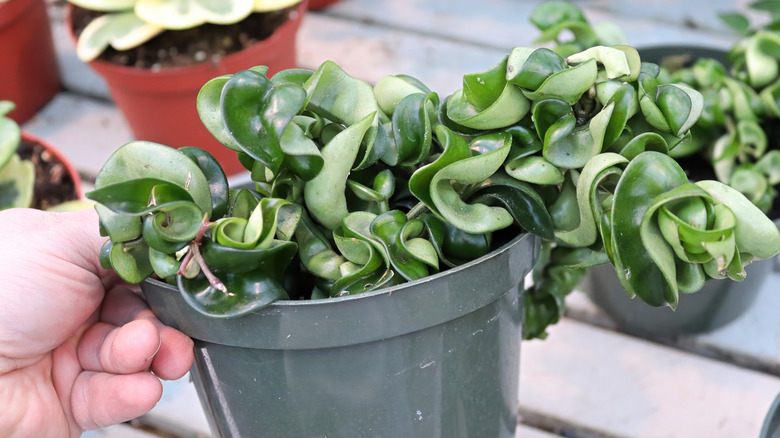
xmin=85 ymin=38 xmax=780 ymax=339
xmin=521 ymin=1 xmax=780 ymax=337
xmin=663 ymin=1 xmax=780 ymax=214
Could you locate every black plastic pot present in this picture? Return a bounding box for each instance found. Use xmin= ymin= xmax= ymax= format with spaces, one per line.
xmin=142 ymin=232 xmax=539 ymax=438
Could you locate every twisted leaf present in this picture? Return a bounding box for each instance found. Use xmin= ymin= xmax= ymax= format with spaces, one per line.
xmin=469 ymin=171 xmax=555 ymax=240
xmin=554 ymin=153 xmax=628 ymax=247
xmin=384 ymin=92 xmax=440 ymax=166
xmin=408 ymin=125 xmax=472 ymax=213
xmin=219 ymin=69 xmax=308 ymax=176
xmin=429 ymin=132 xmax=514 ymax=233
xmin=304 ymin=112 xmax=375 ymax=230
xmin=369 ymin=210 xmax=437 ymax=281
xmin=445 ymin=57 xmax=530 ymax=130
xmin=304 ymin=61 xmax=389 ymax=169
xmin=178 ymin=245 xmax=295 ymax=318
xmin=332 ymin=211 xmax=393 ymax=296
xmin=609 ymin=151 xmax=690 ymax=306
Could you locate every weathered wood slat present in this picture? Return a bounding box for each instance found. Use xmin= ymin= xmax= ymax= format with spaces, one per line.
xmin=517 ymin=424 xmax=564 ymax=438
xmin=22 ymin=93 xmax=133 ymax=182
xmin=321 ymin=0 xmax=739 ymax=51
xmin=566 ymin=270 xmax=780 ymax=376
xmin=519 ymin=318 xmax=780 ymax=438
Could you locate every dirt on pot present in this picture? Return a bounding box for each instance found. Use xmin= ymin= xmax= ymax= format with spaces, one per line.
xmin=68 ymin=5 xmax=298 ymax=70
xmin=17 ymin=140 xmax=78 ymax=210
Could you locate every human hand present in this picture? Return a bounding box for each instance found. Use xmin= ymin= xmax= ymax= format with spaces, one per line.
xmin=0 ymin=208 xmax=195 ymax=437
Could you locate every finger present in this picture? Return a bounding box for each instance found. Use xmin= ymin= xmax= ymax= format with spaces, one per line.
xmin=147 ymin=325 xmax=194 ymax=380
xmin=37 ymin=208 xmax=119 ymax=289
xmin=77 ymin=319 xmax=161 ymax=374
xmin=101 ymin=286 xmax=195 ymax=380
xmin=71 ymin=370 xmax=162 ymax=431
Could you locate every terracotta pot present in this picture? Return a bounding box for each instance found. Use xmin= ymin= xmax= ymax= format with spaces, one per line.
xmin=66 ymin=1 xmax=307 ymax=176
xmin=309 ymin=0 xmax=341 ymax=10
xmin=0 ymin=0 xmax=61 ymax=124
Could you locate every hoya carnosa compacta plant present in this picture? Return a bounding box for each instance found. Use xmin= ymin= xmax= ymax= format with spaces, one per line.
xmin=68 ymin=0 xmax=302 ymax=62
xmin=650 ymin=3 xmax=780 ymax=215
xmin=87 ymin=44 xmax=780 ymax=339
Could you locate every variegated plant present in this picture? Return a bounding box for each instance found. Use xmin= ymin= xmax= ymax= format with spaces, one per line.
xmin=652 ymin=0 xmax=780 ymax=214
xmin=521 ymin=1 xmax=780 ymax=338
xmin=87 ymin=39 xmax=780 ymax=339
xmin=68 ymin=0 xmax=302 ymax=61
xmin=0 ymin=101 xmax=35 ymax=211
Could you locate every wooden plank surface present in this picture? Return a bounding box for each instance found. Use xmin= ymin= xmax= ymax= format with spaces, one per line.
xmin=566 ymin=269 xmax=780 ymax=376
xmin=22 ymin=92 xmax=133 ymax=181
xmin=516 ymin=424 xmax=563 ymax=438
xmin=322 ymin=0 xmax=740 ymax=51
xmin=519 ymin=319 xmax=780 ymax=438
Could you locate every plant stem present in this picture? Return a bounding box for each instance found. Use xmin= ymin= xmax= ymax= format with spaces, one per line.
xmin=189 ymin=243 xmax=228 ymax=294
xmin=176 ymin=214 xmax=228 ymax=293
xmin=406 ymin=202 xmax=430 ymax=220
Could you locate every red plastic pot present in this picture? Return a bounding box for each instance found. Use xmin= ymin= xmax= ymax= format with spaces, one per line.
xmin=309 ymin=0 xmax=341 ymax=10
xmin=67 ymin=1 xmax=307 ymax=176
xmin=0 ymin=0 xmax=61 ymax=124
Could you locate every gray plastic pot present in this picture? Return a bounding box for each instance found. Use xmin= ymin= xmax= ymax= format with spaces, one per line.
xmin=142 ymin=232 xmax=539 ymax=438
xmin=583 ymin=217 xmax=780 ymax=337
xmin=583 ymin=254 xmax=772 ymax=336
xmin=762 ymin=392 xmax=780 ymax=438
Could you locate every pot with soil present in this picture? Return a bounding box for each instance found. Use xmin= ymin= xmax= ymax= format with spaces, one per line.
xmin=0 ymin=0 xmax=61 ymax=124
xmin=65 ymin=0 xmax=307 ymax=175
xmin=1 ymin=102 xmax=81 ymax=211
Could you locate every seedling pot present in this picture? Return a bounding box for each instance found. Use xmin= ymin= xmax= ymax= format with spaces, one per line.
xmin=0 ymin=0 xmax=61 ymax=124
xmin=141 ymin=232 xmax=539 ymax=438
xmin=66 ymin=1 xmax=306 ymax=176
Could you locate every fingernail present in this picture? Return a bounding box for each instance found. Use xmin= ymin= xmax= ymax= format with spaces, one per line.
xmin=145 ymin=338 xmax=162 ymax=362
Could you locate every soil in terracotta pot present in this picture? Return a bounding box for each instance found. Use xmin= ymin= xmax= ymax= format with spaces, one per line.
xmin=16 ymin=140 xmax=78 ymax=210
xmin=68 ymin=5 xmax=298 ymax=70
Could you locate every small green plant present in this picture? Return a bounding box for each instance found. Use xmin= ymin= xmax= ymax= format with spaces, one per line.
xmin=68 ymin=0 xmax=302 ymax=61
xmin=87 ymin=35 xmax=780 ymax=339
xmin=0 ymin=101 xmax=35 ymax=210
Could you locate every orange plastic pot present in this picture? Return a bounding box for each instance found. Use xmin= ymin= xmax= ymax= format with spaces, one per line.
xmin=67 ymin=1 xmax=307 ymax=176
xmin=0 ymin=0 xmax=61 ymax=124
